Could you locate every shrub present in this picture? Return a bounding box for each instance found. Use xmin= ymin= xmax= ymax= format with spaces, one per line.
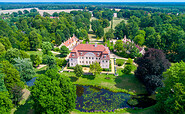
xmin=56 ymin=58 xmax=67 ymax=67
xmin=67 ymin=67 xmax=74 ymax=69
xmin=126 ymin=58 xmax=133 ymax=65
xmin=102 ymin=68 xmax=109 ymax=71
xmin=122 ymin=65 xmax=132 ymax=74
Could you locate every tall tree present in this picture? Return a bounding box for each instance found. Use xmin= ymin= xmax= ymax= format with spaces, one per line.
xmin=41 ymin=42 xmax=52 ymax=55
xmin=14 ymin=58 xmax=36 ymax=82
xmin=135 ymin=48 xmax=171 ymax=94
xmin=90 ymin=62 xmax=102 ymax=76
xmin=114 ymin=40 xmax=124 ymax=52
xmin=30 ymin=54 xmax=42 ymax=67
xmin=0 ymin=91 xmax=14 ymax=113
xmin=0 ymin=61 xmax=24 ymax=93
xmin=96 ymin=26 xmax=104 ymax=38
xmin=29 ymin=31 xmax=41 ymax=51
xmin=156 ymin=61 xmax=185 ymax=113
xmin=0 ymin=72 xmax=7 ymax=92
xmin=74 ymin=64 xmax=83 ymax=78
xmin=60 ymin=46 xmax=69 ymax=57
xmin=31 ymin=71 xmax=76 ymax=113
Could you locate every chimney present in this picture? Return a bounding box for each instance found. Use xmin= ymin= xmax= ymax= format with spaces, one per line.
xmin=95 ymin=43 xmax=97 ymax=47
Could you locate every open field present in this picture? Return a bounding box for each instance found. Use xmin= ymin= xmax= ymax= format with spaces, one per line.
xmin=104 ymin=17 xmax=127 ymax=33
xmin=0 ymin=8 xmax=82 ymax=16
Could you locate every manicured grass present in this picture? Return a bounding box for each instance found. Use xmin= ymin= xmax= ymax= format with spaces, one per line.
xmin=116 ymin=68 xmax=147 ymax=94
xmin=26 ymin=51 xmax=43 ymax=58
xmin=60 ymin=69 xmax=147 ymax=95
xmin=116 ymin=59 xmax=126 ymax=66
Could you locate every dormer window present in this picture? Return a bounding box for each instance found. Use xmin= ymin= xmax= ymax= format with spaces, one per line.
xmin=80 ymin=52 xmax=82 ymax=55
xmin=72 ymin=54 xmax=74 ymax=57
xmin=97 ymin=53 xmax=99 ymax=56
xmin=103 ymin=55 xmax=106 ymax=58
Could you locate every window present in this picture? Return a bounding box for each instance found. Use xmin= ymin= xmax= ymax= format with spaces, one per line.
xmin=89 ymin=57 xmax=91 ymax=59
xmin=80 ymin=61 xmax=81 ymax=63
xmin=80 ymin=52 xmax=82 ymax=55
xmin=103 ymin=60 xmax=104 ymax=62
xmin=71 ymin=63 xmax=73 ymax=65
xmin=71 ymin=58 xmax=73 ymax=61
xmin=86 ymin=57 xmax=88 ymax=59
xmin=96 ymin=57 xmax=98 ymax=60
xmin=82 ymin=57 xmax=84 ymax=59
xmin=89 ymin=61 xmax=91 ymax=64
xmin=92 ymin=57 xmax=94 ymax=59
xmin=86 ymin=61 xmax=88 ymax=64
xmin=103 ymin=55 xmax=106 ymax=58
xmin=82 ymin=61 xmax=84 ymax=63
xmin=72 ymin=54 xmax=74 ymax=57
xmin=99 ymin=62 xmax=100 ymax=64
xmin=106 ymin=60 xmax=108 ymax=63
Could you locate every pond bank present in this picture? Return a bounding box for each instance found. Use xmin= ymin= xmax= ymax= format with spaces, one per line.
xmin=75 ymin=85 xmax=156 ymax=112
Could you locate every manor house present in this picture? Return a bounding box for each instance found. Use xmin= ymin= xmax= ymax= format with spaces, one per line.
xmin=69 ymin=44 xmax=110 ymax=69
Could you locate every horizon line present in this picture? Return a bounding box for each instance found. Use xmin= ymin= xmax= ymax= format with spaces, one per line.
xmin=0 ymin=1 xmax=185 ymax=3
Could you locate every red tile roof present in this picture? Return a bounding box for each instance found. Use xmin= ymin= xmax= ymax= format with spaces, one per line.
xmin=63 ymin=36 xmax=78 ymax=47
xmin=69 ymin=44 xmax=110 ymax=59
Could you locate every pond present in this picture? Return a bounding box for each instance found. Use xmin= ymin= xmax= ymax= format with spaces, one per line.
xmin=26 ymin=78 xmax=156 ymax=112
xmin=75 ymin=85 xmax=131 ymax=112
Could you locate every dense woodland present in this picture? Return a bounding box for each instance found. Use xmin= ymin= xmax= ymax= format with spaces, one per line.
xmin=1 ymin=2 xmax=185 ymax=13
xmin=114 ymin=9 xmax=185 ymax=62
xmin=0 ymin=4 xmax=185 ymax=113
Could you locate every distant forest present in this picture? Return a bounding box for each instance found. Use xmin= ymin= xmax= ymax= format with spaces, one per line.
xmin=0 ymin=2 xmax=185 ymax=13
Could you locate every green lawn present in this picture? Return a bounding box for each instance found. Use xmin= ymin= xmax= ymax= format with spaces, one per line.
xmin=116 ymin=59 xmax=126 ymax=66
xmin=104 ymin=17 xmax=127 ymax=33
xmin=60 ymin=69 xmax=147 ymax=95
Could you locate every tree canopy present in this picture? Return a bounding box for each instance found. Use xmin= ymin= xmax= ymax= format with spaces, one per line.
xmin=156 ymin=61 xmax=185 ymax=113
xmin=31 ymin=70 xmax=76 ymax=113
xmin=135 ymin=48 xmax=171 ymax=94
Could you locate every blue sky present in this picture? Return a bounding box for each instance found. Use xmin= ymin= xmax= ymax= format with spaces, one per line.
xmin=0 ymin=0 xmax=185 ymax=2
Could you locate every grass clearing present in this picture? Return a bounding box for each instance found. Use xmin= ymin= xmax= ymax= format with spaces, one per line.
xmin=104 ymin=17 xmax=127 ymax=33
xmin=60 ymin=68 xmax=147 ymax=95
xmin=116 ymin=68 xmax=147 ymax=94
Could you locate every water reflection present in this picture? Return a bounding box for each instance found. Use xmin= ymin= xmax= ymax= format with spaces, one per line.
xmin=75 ymin=85 xmax=131 ymax=112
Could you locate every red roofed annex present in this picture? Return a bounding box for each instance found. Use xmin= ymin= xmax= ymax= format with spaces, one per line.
xmin=69 ymin=44 xmax=110 ymax=68
xmin=59 ymin=34 xmax=79 ymax=50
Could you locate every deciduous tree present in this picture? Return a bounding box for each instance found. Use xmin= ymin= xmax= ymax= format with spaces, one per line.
xmin=74 ymin=64 xmax=83 ymax=78
xmin=135 ymin=48 xmax=171 ymax=94
xmin=31 ymin=71 xmax=76 ymax=113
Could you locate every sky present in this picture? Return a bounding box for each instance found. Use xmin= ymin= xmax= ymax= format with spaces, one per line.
xmin=0 ymin=0 xmax=185 ymax=2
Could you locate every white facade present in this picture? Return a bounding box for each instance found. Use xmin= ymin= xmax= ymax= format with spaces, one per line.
xmin=69 ymin=44 xmax=110 ymax=69
xmin=69 ymin=52 xmax=109 ymax=69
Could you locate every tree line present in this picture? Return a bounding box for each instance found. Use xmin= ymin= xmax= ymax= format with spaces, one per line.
xmin=114 ymin=9 xmax=185 ymax=62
